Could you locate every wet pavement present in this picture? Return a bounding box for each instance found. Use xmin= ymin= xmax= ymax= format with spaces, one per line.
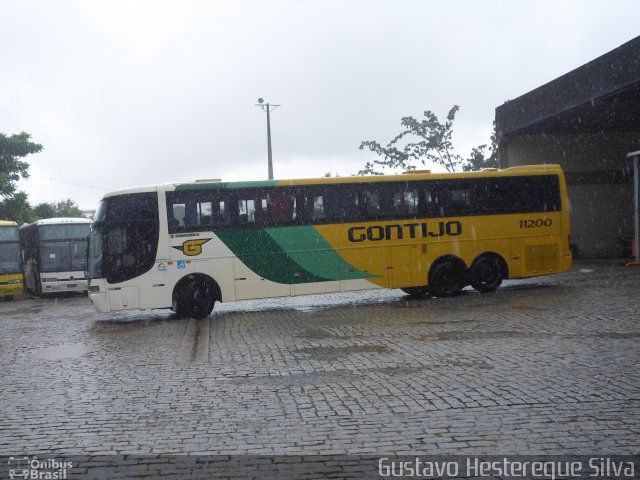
xmin=0 ymin=260 xmax=638 ymax=458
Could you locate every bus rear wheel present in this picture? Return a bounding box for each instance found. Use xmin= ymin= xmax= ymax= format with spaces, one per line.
xmin=469 ymin=255 xmax=504 ymax=293
xmin=428 ymin=259 xmax=466 ymax=297
xmin=173 ymin=275 xmax=217 ymax=319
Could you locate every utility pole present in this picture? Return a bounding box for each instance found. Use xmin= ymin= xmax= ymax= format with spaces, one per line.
xmin=256 ymin=98 xmax=281 ymax=180
xmin=627 ymin=150 xmax=640 ymax=267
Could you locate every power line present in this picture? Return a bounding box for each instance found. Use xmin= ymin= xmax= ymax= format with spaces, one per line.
xmin=28 ymin=174 xmax=112 ymax=192
xmin=22 ymin=183 xmax=103 ymax=201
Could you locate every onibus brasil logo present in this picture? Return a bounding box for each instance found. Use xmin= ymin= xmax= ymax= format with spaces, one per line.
xmin=8 ymin=456 xmax=73 ymax=479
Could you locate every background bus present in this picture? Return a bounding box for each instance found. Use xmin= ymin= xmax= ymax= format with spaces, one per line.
xmin=88 ymin=165 xmax=572 ymax=318
xmin=20 ymin=218 xmax=92 ymax=296
xmin=0 ymin=220 xmax=23 ymax=300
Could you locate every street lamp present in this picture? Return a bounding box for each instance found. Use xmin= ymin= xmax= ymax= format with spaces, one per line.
xmin=256 ymin=98 xmax=280 ymax=180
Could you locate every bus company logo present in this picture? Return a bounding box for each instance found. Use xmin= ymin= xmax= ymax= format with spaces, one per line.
xmin=348 ymin=221 xmax=462 ymax=243
xmin=173 ymin=239 xmax=211 ymax=256
xmin=8 ymin=456 xmax=73 ymax=479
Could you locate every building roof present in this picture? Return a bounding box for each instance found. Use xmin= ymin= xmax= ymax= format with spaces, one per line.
xmin=496 ymin=36 xmax=640 ymax=137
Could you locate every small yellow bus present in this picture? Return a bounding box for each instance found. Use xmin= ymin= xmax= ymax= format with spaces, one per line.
xmin=88 ymin=164 xmax=572 ymax=317
xmin=0 ymin=220 xmax=23 ymax=300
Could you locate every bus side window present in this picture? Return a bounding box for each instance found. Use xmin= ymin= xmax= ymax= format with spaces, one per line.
xmin=267 ymin=192 xmax=296 ymax=225
xmin=295 ymin=189 xmax=326 ymax=224
xmin=170 ymin=203 xmax=185 ymax=229
xmin=214 ymin=199 xmax=232 ymax=226
xmin=238 ymin=198 xmax=256 ymax=225
xmin=418 ymin=187 xmax=443 ymax=217
xmin=183 ymin=199 xmax=198 ymax=229
xmin=313 ymin=195 xmax=326 ymax=221
xmin=198 ymin=201 xmax=213 ymax=227
xmin=325 ymin=188 xmax=359 ymax=222
xmin=400 ymin=189 xmax=419 ymax=215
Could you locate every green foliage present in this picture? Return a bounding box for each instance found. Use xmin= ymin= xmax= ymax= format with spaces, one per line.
xmin=462 ymin=121 xmax=499 ymax=172
xmin=0 ymin=131 xmax=42 ymax=198
xmin=0 ymin=191 xmax=38 ymax=225
xmin=34 ymin=198 xmax=84 ymax=219
xmin=358 ymin=106 xmax=498 ymax=175
xmin=0 ymin=131 xmax=84 ymax=223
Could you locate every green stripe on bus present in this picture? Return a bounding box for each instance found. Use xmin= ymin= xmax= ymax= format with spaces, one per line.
xmin=213 ymin=228 xmax=331 ymax=284
xmin=265 ymin=226 xmax=373 ymax=281
xmin=213 ymin=226 xmax=373 ymax=284
xmin=175 ymin=180 xmax=278 ymax=191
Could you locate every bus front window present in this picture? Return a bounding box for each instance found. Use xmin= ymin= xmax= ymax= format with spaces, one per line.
xmin=89 ymin=193 xmax=159 ymax=284
xmin=0 ymin=242 xmax=21 ymax=274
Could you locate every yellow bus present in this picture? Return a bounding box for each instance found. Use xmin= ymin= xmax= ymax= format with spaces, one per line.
xmin=0 ymin=220 xmax=23 ymax=300
xmin=88 ymin=164 xmax=572 ymax=317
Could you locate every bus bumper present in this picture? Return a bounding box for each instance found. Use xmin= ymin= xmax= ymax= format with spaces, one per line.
xmin=89 ymin=292 xmax=108 ymax=313
xmin=41 ymin=279 xmax=89 ymax=294
xmin=0 ymin=283 xmax=23 ymax=297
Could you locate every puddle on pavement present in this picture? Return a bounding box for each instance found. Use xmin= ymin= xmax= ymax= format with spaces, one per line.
xmin=91 ymin=316 xmax=170 ymax=334
xmin=594 ymin=332 xmax=640 ymax=339
xmin=33 ymin=343 xmax=95 ymax=361
xmin=376 ymin=366 xmax=425 ymax=376
xmin=409 ymin=318 xmax=479 ymax=326
xmin=295 ymin=344 xmax=393 ymax=359
xmin=233 ymin=370 xmax=360 ymax=387
xmin=299 ymin=328 xmax=336 ymax=340
xmin=509 ymin=304 xmax=551 ymax=312
xmin=414 ymin=331 xmax=547 ymax=342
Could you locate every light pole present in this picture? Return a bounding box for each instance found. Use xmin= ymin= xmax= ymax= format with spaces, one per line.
xmin=256 ymin=98 xmax=280 ymax=180
xmin=628 ymin=150 xmax=640 ymax=267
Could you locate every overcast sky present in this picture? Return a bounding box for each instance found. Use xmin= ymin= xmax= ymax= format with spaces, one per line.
xmin=3 ymin=0 xmax=639 ymax=210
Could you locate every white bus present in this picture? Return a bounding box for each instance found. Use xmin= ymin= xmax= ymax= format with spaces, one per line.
xmin=20 ymin=218 xmax=93 ymax=296
xmin=87 ymin=166 xmax=571 ymax=317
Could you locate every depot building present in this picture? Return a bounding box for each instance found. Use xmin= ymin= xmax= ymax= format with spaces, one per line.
xmin=496 ymin=35 xmax=640 ymax=258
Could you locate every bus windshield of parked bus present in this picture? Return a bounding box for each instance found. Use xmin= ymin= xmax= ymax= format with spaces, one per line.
xmin=0 ymin=225 xmax=21 ymax=275
xmin=37 ymin=224 xmax=92 ymax=273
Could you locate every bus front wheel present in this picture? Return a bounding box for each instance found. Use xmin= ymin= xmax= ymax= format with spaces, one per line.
xmin=428 ymin=258 xmax=466 ymax=297
xmin=173 ymin=274 xmax=218 ymax=319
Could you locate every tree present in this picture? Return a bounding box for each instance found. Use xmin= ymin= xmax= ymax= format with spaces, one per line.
xmin=358 ymin=106 xmax=498 ymax=175
xmin=34 ymin=198 xmax=83 ymax=218
xmin=0 ymin=131 xmax=42 ymax=199
xmin=0 ymin=191 xmax=37 ymax=225
xmin=462 ymin=121 xmax=499 ymax=172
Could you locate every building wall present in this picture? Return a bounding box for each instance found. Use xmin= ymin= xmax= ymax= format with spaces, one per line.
xmin=500 ymin=132 xmax=639 ymax=257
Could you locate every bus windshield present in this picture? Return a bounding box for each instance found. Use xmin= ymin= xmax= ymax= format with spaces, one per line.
xmin=0 ymin=242 xmax=21 ymax=274
xmin=89 ymin=192 xmax=159 ymax=283
xmin=0 ymin=227 xmax=19 ymax=242
xmin=36 ymin=223 xmax=91 ymax=273
xmin=39 ymin=239 xmax=88 ymax=272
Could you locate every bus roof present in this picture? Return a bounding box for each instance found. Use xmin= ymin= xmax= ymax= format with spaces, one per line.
xmin=0 ymin=220 xmax=18 ymax=227
xmin=99 ymin=164 xmax=565 ymax=198
xmin=20 ymin=217 xmax=93 ymax=228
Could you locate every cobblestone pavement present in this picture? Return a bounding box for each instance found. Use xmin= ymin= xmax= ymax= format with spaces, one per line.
xmin=0 ymin=261 xmax=638 ymax=459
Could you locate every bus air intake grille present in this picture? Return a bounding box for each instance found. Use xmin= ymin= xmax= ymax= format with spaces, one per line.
xmin=525 ymin=244 xmax=560 ymax=273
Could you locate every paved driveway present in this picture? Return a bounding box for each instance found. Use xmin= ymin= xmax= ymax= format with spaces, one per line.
xmin=0 ymin=261 xmax=638 ymax=459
